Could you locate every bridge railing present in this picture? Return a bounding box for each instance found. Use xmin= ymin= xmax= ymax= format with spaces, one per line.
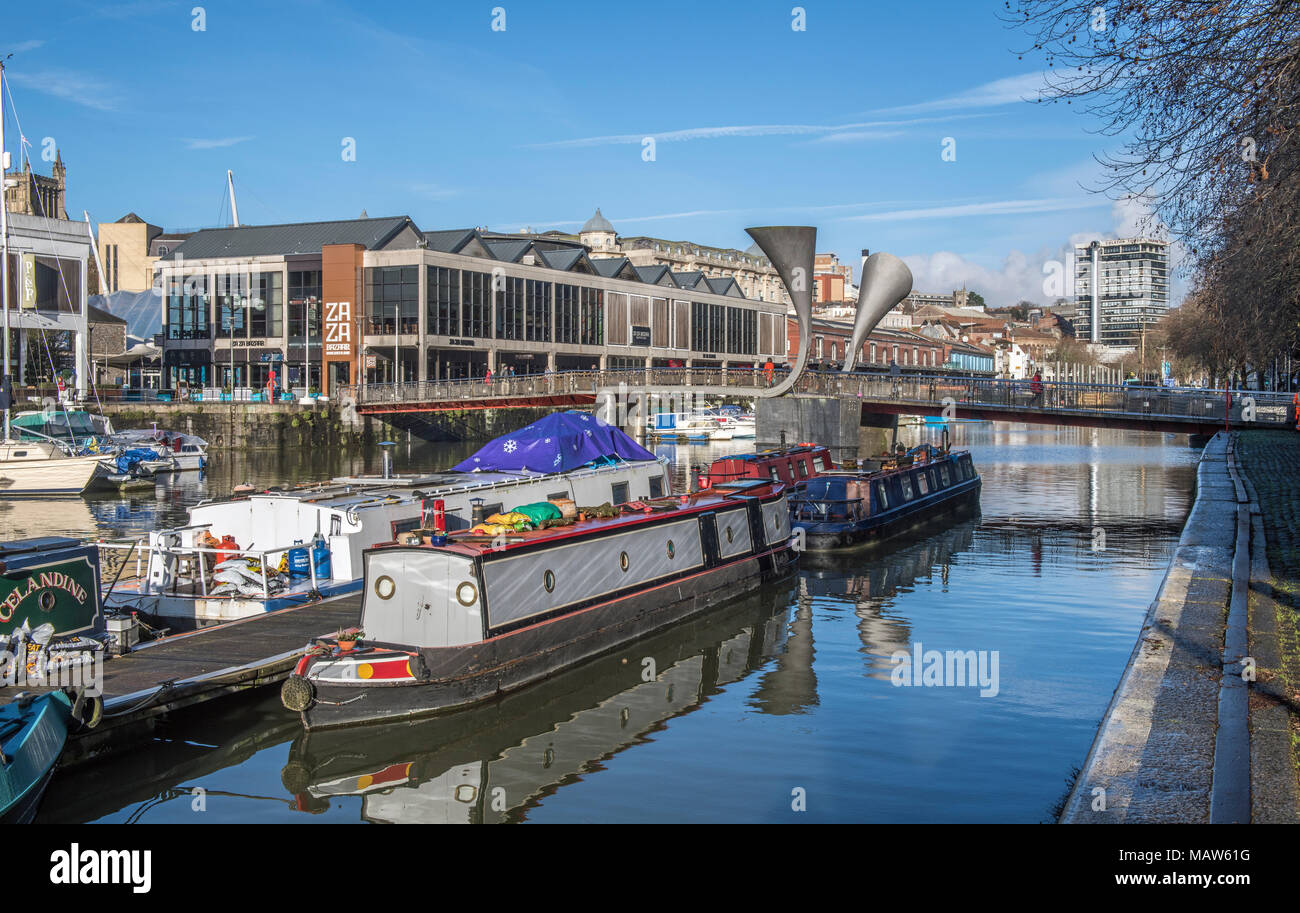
xmin=346 ymin=368 xmax=1295 ymax=427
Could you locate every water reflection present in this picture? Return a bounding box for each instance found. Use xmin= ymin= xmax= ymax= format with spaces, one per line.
xmin=281 ymin=583 xmax=797 ymax=823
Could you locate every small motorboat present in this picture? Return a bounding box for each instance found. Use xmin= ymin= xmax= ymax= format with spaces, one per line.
xmin=0 ymin=691 xmax=73 ymax=824
xmin=282 ymin=477 xmax=794 ymax=730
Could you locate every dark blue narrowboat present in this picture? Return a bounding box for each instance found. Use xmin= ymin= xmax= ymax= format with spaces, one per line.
xmin=790 ymin=444 xmax=980 ymax=550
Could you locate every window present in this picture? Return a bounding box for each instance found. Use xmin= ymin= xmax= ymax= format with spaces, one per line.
xmin=797 ymin=460 xmax=808 ymax=479
xmin=288 ymin=270 xmax=322 ymax=338
xmin=611 ymin=481 xmax=629 ymax=504
xmin=939 ymin=465 xmax=950 ymax=486
xmin=462 ymin=271 xmax=492 ymax=338
xmin=366 ymin=266 xmax=418 ymax=335
xmin=900 ymin=477 xmax=913 ymax=500
xmin=725 ymin=306 xmax=757 ymax=355
xmin=167 ymin=273 xmax=210 ymax=340
xmin=427 ymin=266 xmax=459 ymax=336
xmin=649 ymin=475 xmax=664 ymax=498
xmin=607 ymin=292 xmax=629 ymax=345
xmin=555 ymin=284 xmax=603 ymax=345
xmin=917 ymin=472 xmax=929 ymax=495
xmin=690 ymin=302 xmax=724 ymax=352
xmin=875 ymin=482 xmax=890 ymax=510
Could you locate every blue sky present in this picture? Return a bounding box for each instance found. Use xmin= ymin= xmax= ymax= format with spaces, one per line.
xmin=3 ymin=0 xmax=1175 ymax=305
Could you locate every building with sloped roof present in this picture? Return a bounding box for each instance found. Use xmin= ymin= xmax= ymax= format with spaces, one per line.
xmin=152 ymin=215 xmax=789 ymax=395
xmin=569 ymin=208 xmax=789 ymax=305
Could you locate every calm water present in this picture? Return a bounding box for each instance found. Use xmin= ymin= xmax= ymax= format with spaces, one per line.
xmin=33 ymin=422 xmax=1198 ymax=823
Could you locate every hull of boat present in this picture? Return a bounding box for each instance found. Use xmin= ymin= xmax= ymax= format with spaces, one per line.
xmin=297 ymin=546 xmax=793 ymax=730
xmin=0 ymin=455 xmax=103 ymax=496
xmin=104 ymin=575 xmax=362 ymax=627
xmin=0 ymin=692 xmax=72 ymax=824
xmin=797 ymin=478 xmax=981 ymax=550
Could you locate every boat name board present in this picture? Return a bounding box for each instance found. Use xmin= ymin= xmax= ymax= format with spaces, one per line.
xmin=0 ymin=556 xmax=98 ymax=635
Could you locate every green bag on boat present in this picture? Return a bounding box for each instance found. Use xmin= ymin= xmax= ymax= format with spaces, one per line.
xmin=512 ymin=501 xmax=563 ymax=525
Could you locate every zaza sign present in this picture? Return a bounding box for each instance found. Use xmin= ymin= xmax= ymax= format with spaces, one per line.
xmin=324 ymin=301 xmax=353 ymax=357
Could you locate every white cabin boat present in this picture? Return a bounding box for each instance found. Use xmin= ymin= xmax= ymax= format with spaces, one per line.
xmin=0 ymin=441 xmax=110 ymax=496
xmin=102 ymin=414 xmax=670 ymax=626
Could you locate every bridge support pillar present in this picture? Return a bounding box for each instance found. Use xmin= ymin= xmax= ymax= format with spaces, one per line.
xmin=757 ymin=396 xmax=861 ymax=454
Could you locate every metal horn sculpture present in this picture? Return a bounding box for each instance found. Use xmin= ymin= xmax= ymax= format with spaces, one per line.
xmin=745 ymin=226 xmax=815 ymax=398
xmin=842 ymin=252 xmax=913 ymax=373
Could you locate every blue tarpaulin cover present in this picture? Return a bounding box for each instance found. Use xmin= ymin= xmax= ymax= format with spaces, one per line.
xmin=453 ymin=412 xmax=656 ymax=474
xmin=115 ymin=448 xmax=160 ymax=474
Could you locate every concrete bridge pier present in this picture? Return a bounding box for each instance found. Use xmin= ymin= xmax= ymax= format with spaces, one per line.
xmin=757 ymin=395 xmax=874 ymax=459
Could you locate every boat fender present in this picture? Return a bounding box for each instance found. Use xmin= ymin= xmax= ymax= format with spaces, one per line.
xmin=408 ymin=652 xmax=431 ymax=682
xmin=70 ymin=690 xmax=103 ymax=730
xmin=280 ymin=674 xmax=315 ymax=712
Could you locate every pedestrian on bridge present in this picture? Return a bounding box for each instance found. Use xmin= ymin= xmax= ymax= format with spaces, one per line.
xmin=764 ymin=359 xmax=775 ymax=386
xmin=1293 ymin=389 xmax=1299 ymax=432
xmin=1031 ymin=370 xmax=1044 ymax=404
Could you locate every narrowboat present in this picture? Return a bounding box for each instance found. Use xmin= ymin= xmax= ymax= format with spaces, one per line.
xmin=102 ymin=412 xmax=672 ymax=627
xmin=790 ymin=443 xmax=980 ymax=550
xmin=698 ymin=444 xmax=834 ymax=489
xmin=281 ymin=478 xmax=794 ymax=730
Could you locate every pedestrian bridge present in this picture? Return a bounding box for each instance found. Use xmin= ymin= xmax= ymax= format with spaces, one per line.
xmin=345 ymin=369 xmax=1295 ymax=436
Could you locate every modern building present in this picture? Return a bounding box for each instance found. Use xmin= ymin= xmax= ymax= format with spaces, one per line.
xmin=3 ymin=155 xmax=67 ymax=220
xmin=1 ymin=213 xmax=93 ymax=396
xmin=154 ymin=215 xmax=789 ymax=395
xmin=813 ymin=252 xmax=854 ymax=304
xmin=905 ymin=288 xmax=973 ymax=311
xmin=96 ymin=213 xmax=191 ymax=293
xmin=1073 ymin=238 xmax=1169 ymax=346
xmin=563 ymin=208 xmax=790 ymax=305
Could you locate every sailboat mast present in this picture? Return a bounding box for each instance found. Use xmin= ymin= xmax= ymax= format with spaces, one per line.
xmin=1 ymin=56 xmax=11 ymax=444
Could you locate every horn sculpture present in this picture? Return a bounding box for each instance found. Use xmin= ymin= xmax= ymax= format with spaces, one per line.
xmin=745 ymin=226 xmax=816 ymax=398
xmin=842 ymin=252 xmax=913 ymax=373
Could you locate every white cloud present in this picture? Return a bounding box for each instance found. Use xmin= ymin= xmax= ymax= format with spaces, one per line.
xmin=183 ymin=136 xmax=254 ymax=150
xmin=11 ymin=40 xmax=46 ymax=54
xmin=842 ymin=197 xmax=1105 ymax=223
xmin=902 ymin=195 xmax=1183 ymax=307
xmin=875 ymin=72 xmax=1054 ymax=115
xmin=529 ymin=114 xmax=991 ymax=149
xmin=9 ymin=69 xmax=120 ymax=112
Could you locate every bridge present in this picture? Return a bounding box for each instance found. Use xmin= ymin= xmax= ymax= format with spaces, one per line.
xmin=345 ymin=369 xmax=1296 ymax=437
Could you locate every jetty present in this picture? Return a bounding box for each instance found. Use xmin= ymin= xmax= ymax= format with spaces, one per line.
xmin=1 ymin=594 xmax=360 ymax=764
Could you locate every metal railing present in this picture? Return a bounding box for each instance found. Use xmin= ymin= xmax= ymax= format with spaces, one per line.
xmin=98 ymin=536 xmax=321 ymax=602
xmin=346 ymin=368 xmax=1295 ymax=427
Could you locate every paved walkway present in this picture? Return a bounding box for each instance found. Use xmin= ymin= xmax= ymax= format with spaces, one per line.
xmin=1233 ymin=430 xmax=1300 ymax=823
xmin=1061 ymin=431 xmax=1300 ymax=823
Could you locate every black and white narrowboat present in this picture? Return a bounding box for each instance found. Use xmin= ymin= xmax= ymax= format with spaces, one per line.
xmin=790 ymin=444 xmax=980 ymax=550
xmin=282 ymin=479 xmax=794 ymax=730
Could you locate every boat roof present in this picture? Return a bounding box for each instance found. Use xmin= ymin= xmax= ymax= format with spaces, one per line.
xmin=453 ymin=411 xmax=656 ymax=473
xmin=382 ymin=479 xmax=778 ymax=558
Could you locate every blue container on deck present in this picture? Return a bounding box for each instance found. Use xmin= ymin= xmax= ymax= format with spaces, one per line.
xmin=310 ymin=535 xmax=331 ymax=580
xmin=287 ymin=540 xmax=310 ymax=578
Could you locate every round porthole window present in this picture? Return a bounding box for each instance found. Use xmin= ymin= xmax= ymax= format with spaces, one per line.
xmin=543 ymin=569 xmax=555 ymax=593
xmin=620 ymin=551 xmax=629 ymax=572
xmin=374 ymin=575 xmax=396 ymax=600
xmin=666 ymin=540 xmax=675 ymax=559
xmin=456 ymin=581 xmax=478 ymax=606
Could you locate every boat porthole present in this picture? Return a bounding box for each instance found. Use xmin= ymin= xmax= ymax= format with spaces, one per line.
xmin=620 ymin=551 xmax=629 ymax=572
xmin=454 ymin=784 xmax=478 ymax=803
xmin=543 ymin=569 xmax=555 ymax=593
xmin=38 ymin=589 xmax=56 ymax=612
xmin=666 ymin=540 xmax=675 ymax=559
xmin=456 ymin=581 xmax=478 ymax=606
xmin=725 ymin=526 xmax=734 ymax=544
xmin=374 ymin=575 xmax=396 ymax=600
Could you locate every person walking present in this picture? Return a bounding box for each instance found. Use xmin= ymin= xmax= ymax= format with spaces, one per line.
xmin=763 ymin=358 xmax=775 ymax=387
xmin=1293 ymin=388 xmax=1299 ymax=432
xmin=1030 ymin=369 xmax=1044 ymax=405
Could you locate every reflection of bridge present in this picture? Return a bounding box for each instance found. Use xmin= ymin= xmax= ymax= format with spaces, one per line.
xmin=347 ymin=369 xmax=1295 ymax=435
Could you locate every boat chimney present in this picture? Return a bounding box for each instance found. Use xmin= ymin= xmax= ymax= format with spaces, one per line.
xmin=378 ymin=440 xmax=396 ymax=479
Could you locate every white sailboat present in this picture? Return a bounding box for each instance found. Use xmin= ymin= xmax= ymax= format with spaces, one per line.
xmin=0 ymin=59 xmax=107 ymax=497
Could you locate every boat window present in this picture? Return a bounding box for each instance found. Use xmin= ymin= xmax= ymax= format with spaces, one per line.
xmin=620 ymin=551 xmax=630 ymax=571
xmin=875 ymin=482 xmax=889 ymax=510
xmin=900 ymin=476 xmax=914 ymax=500
xmin=819 ymin=455 xmax=832 ymax=470
xmin=330 ymin=515 xmax=342 ymax=537
xmin=611 ymin=481 xmax=630 ymax=504
xmin=547 ymin=491 xmax=567 ymax=501
xmin=649 ymin=475 xmax=664 ymax=499
xmin=917 ymin=472 xmax=929 ymax=495
xmin=12 ymin=451 xmax=25 ymax=457
xmin=797 ymin=461 xmax=808 ymax=479
xmin=543 ymin=570 xmax=555 ymax=593
xmin=667 ymin=540 xmax=675 ymax=559
xmin=939 ymin=466 xmax=950 ymax=486
xmin=769 ymin=466 xmax=780 ymax=483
